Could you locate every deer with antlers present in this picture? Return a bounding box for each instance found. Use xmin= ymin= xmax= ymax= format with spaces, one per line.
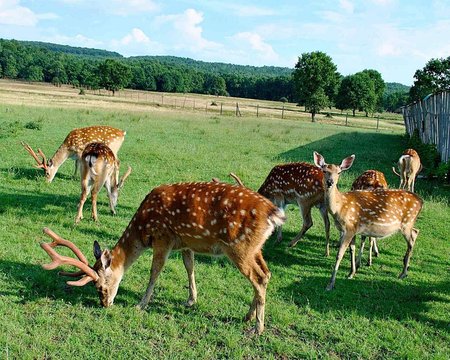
xmin=257 ymin=163 xmax=331 ymax=255
xmin=75 ymin=142 xmax=132 ymax=223
xmin=392 ymin=148 xmax=422 ymax=192
xmin=22 ymin=125 xmax=126 ymax=182
xmin=40 ymin=181 xmax=285 ymax=334
xmin=313 ymin=152 xmax=423 ymax=290
xmin=351 ymin=170 xmax=388 ymax=269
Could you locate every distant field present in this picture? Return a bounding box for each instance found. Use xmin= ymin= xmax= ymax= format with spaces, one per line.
xmin=0 ymin=82 xmax=448 ymax=359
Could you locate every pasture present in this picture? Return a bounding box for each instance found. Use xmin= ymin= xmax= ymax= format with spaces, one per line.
xmin=0 ymin=85 xmax=449 ymax=359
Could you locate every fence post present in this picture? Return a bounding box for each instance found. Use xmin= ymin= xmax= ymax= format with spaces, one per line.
xmin=257 ymin=105 xmax=259 ymax=117
xmin=376 ymin=115 xmax=380 ymax=131
xmin=220 ymin=103 xmax=223 ymax=115
xmin=281 ymin=104 xmax=285 ymax=119
xmin=345 ymin=112 xmax=348 ymax=126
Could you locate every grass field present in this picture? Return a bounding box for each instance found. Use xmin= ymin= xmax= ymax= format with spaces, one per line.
xmin=0 ymin=84 xmax=449 ymax=359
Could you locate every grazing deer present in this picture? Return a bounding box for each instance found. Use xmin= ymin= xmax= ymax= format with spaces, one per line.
xmin=40 ymin=182 xmax=286 ymax=335
xmin=392 ymin=149 xmax=422 ymax=192
xmin=258 ymin=163 xmax=331 ymax=255
xmin=351 ymin=170 xmax=388 ymax=269
xmin=22 ymin=125 xmax=126 ymax=182
xmin=75 ymin=143 xmax=132 ymax=223
xmin=313 ymin=152 xmax=423 ymax=290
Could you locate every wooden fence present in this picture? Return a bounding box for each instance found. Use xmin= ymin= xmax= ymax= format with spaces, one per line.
xmin=402 ymin=91 xmax=450 ymax=162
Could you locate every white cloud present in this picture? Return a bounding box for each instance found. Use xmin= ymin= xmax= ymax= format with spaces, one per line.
xmin=157 ymin=9 xmax=221 ymax=52
xmin=232 ymin=32 xmax=279 ymax=62
xmin=117 ymin=28 xmax=151 ymax=45
xmin=111 ymin=0 xmax=159 ymax=15
xmin=339 ymin=0 xmax=354 ymax=13
xmin=0 ymin=0 xmax=57 ymax=26
xmin=45 ymin=34 xmax=103 ymax=48
xmin=0 ymin=0 xmax=38 ymax=26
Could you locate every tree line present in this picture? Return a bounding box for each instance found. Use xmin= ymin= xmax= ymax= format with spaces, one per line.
xmin=1 ymin=39 xmax=447 ymax=119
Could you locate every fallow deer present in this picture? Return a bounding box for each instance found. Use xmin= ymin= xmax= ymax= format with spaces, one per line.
xmin=258 ymin=163 xmax=331 ymax=255
xmin=392 ymin=148 xmax=422 ymax=192
xmin=351 ymin=170 xmax=388 ymax=269
xmin=22 ymin=125 xmax=126 ymax=182
xmin=313 ymin=152 xmax=422 ymax=290
xmin=75 ymin=143 xmax=132 ymax=223
xmin=40 ymin=182 xmax=286 ymax=335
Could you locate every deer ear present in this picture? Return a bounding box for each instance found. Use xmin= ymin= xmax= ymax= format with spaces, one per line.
xmin=93 ymin=240 xmax=102 ymax=260
xmin=313 ymin=151 xmax=326 ymax=168
xmin=100 ymin=250 xmax=112 ymax=269
xmin=340 ymin=155 xmax=355 ymax=171
xmin=48 ymin=159 xmax=53 ymax=167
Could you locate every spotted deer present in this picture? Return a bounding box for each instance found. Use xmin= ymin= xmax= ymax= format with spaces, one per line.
xmin=313 ymin=152 xmax=422 ymax=290
xmin=258 ymin=163 xmax=331 ymax=255
xmin=75 ymin=143 xmax=131 ymax=223
xmin=40 ymin=182 xmax=286 ymax=335
xmin=22 ymin=125 xmax=126 ymax=182
xmin=392 ymin=149 xmax=422 ymax=192
xmin=351 ymin=170 xmax=388 ymax=269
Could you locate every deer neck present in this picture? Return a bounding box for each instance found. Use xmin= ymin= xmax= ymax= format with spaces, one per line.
xmin=324 ymin=182 xmax=344 ymax=216
xmin=110 ymin=226 xmax=146 ymax=273
xmin=51 ymin=145 xmax=71 ymax=169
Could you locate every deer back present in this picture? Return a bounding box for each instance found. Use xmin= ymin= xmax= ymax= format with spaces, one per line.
xmin=351 ymin=170 xmax=388 ymax=191
xmin=81 ymin=142 xmax=118 ymax=184
xmin=258 ymin=162 xmax=324 ymax=203
xmin=122 ymin=182 xmax=285 ymax=254
xmin=63 ymin=126 xmax=126 ymax=157
xmin=340 ymin=189 xmax=422 ymax=235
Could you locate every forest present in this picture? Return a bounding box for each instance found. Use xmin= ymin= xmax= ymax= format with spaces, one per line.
xmin=0 ymin=38 xmax=411 ymax=112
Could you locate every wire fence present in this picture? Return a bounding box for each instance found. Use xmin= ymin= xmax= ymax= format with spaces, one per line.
xmin=402 ymin=91 xmax=450 ymax=162
xmin=85 ymin=88 xmax=401 ymax=131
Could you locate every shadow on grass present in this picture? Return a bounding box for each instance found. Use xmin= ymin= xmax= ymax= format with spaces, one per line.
xmin=0 ymin=187 xmax=134 ymax=216
xmin=2 ymin=166 xmax=74 ymax=181
xmin=278 ymin=274 xmax=450 ymax=333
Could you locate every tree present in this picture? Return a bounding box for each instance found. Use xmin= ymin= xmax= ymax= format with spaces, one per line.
xmin=98 ymin=59 xmax=131 ymax=95
xmin=383 ymin=91 xmax=409 ymax=112
xmin=409 ymin=57 xmax=450 ymax=101
xmin=336 ymin=72 xmax=376 ymax=116
xmin=361 ymin=69 xmax=385 ymax=112
xmin=293 ymin=51 xmax=340 ymax=122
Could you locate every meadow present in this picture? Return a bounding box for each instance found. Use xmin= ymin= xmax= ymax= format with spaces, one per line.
xmin=0 ymin=84 xmax=449 ymax=359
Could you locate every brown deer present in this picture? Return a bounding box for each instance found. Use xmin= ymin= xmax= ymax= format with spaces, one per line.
xmin=351 ymin=170 xmax=388 ymax=269
xmin=313 ymin=152 xmax=423 ymax=290
xmin=22 ymin=125 xmax=126 ymax=182
xmin=258 ymin=163 xmax=331 ymax=255
xmin=40 ymin=182 xmax=286 ymax=335
xmin=392 ymin=149 xmax=422 ymax=192
xmin=75 ymin=143 xmax=132 ymax=223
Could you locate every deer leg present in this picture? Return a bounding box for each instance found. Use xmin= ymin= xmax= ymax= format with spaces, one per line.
xmin=182 ymin=249 xmax=197 ymax=307
xmin=327 ymin=232 xmax=354 ymax=291
xmin=105 ymin=177 xmax=116 ymax=215
xmin=274 ymin=202 xmax=286 ymax=244
xmin=137 ymin=241 xmax=173 ymax=310
xmin=75 ymin=179 xmax=92 ymax=223
xmin=73 ymin=159 xmax=79 ymax=179
xmin=91 ymin=191 xmax=99 ymax=222
xmin=372 ymin=238 xmax=379 ymax=257
xmin=288 ymin=202 xmax=313 ymax=248
xmin=356 ymin=235 xmax=366 ymax=270
xmin=319 ymin=202 xmax=331 ymax=256
xmin=399 ymin=227 xmax=419 ymax=279
xmin=348 ymin=236 xmax=357 ymax=279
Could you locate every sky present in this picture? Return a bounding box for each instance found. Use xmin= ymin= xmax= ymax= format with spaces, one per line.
xmin=1 ymin=0 xmax=450 ymax=85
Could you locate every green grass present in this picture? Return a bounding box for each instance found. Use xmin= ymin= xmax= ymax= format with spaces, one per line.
xmin=0 ymin=103 xmax=449 ymax=359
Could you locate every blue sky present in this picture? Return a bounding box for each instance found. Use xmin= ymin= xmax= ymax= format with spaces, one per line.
xmin=1 ymin=0 xmax=449 ymax=85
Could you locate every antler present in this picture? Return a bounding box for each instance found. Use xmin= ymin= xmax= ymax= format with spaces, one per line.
xmin=21 ymin=142 xmax=48 ymax=170
xmin=118 ymin=166 xmax=132 ymax=189
xmin=40 ymin=227 xmax=99 ymax=286
xmin=229 ymin=172 xmax=245 ymax=187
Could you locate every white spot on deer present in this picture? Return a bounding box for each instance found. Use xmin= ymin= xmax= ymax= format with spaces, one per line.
xmin=211 ymin=219 xmax=217 ymax=225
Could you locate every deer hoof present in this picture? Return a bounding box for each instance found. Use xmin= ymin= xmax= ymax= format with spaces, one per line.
xmin=326 ymin=283 xmax=335 ymax=291
xmin=184 ymin=299 xmax=196 ymax=307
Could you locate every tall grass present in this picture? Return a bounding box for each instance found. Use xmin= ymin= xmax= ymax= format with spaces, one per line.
xmin=0 ymin=103 xmax=448 ymax=359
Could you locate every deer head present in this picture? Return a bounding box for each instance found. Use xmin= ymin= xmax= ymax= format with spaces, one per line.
xmin=21 ymin=142 xmax=55 ymax=181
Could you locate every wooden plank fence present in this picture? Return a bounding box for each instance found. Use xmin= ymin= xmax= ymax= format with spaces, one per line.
xmin=402 ymin=91 xmax=450 ymax=162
